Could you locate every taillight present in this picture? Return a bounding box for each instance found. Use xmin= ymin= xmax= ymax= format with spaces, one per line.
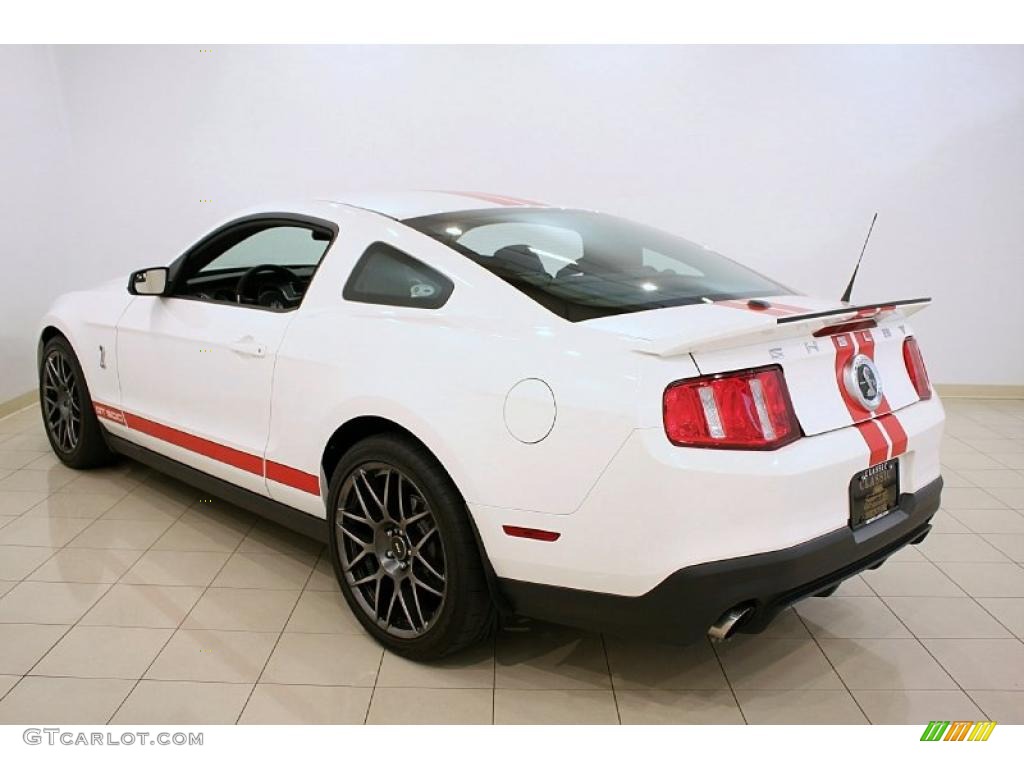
xmin=903 ymin=336 xmax=932 ymax=400
xmin=663 ymin=365 xmax=801 ymax=450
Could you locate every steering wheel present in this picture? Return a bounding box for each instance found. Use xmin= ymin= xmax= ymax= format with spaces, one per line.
xmin=235 ymin=264 xmax=299 ymax=305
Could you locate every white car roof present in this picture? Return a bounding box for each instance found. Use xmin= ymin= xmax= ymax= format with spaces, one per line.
xmin=324 ymin=190 xmax=551 ymax=221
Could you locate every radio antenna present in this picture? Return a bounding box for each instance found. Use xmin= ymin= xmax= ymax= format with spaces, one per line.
xmin=841 ymin=212 xmax=878 ymax=303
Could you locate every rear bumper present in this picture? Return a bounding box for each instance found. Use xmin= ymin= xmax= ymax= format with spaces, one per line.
xmin=497 ymin=476 xmax=941 ymax=643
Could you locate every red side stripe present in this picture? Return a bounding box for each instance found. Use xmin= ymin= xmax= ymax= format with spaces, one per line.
xmin=266 ymin=461 xmax=321 ymax=495
xmin=122 ymin=412 xmax=264 ymax=476
xmin=93 ymin=402 xmax=320 ymax=495
xmin=502 ymin=525 xmax=561 ymax=542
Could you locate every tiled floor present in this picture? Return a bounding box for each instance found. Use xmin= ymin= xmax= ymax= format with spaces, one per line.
xmin=1 ymin=398 xmax=1024 ymax=724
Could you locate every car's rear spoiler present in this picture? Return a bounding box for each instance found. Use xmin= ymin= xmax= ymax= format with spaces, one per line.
xmin=638 ymin=297 xmax=932 ymax=357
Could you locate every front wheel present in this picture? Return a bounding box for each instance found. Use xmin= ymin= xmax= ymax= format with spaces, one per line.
xmin=39 ymin=335 xmax=115 ymax=469
xmin=327 ymin=434 xmax=495 ymax=659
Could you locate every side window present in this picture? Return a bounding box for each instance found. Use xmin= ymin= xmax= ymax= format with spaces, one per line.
xmin=173 ymin=220 xmax=334 ymax=311
xmin=343 ymin=243 xmax=453 ymax=309
xmin=198 ymin=226 xmax=328 ymax=274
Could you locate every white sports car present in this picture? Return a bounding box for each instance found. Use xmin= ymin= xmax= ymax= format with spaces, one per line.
xmin=38 ymin=191 xmax=943 ymax=658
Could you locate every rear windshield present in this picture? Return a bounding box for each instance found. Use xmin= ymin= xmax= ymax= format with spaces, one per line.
xmin=403 ymin=209 xmax=789 ymax=321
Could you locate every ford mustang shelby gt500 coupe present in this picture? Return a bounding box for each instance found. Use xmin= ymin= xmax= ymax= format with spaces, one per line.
xmin=38 ymin=191 xmax=943 ymax=659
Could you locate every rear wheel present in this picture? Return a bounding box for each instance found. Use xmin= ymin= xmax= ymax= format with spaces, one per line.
xmin=327 ymin=434 xmax=495 ymax=659
xmin=39 ymin=336 xmax=115 ymax=469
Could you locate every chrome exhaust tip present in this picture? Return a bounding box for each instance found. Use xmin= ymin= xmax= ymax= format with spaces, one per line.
xmin=707 ymin=606 xmax=753 ymax=642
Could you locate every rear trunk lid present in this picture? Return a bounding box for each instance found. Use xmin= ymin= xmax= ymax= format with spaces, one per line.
xmin=584 ymin=294 xmax=929 ymax=436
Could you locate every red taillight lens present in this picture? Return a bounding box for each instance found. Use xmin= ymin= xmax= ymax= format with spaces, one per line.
xmin=663 ymin=365 xmax=801 ymax=450
xmin=903 ymin=336 xmax=932 ymax=400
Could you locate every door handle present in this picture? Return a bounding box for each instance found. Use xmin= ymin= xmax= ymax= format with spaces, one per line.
xmin=229 ymin=337 xmax=267 ymax=358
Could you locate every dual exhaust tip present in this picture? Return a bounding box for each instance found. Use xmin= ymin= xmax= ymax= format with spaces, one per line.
xmin=707 ymin=605 xmax=754 ymax=642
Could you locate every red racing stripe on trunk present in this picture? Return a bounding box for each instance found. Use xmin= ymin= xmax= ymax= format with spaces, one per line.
xmin=438 ymin=190 xmax=547 ymax=207
xmin=853 ymin=329 xmax=909 ymax=459
xmin=830 ymin=334 xmax=889 ymax=463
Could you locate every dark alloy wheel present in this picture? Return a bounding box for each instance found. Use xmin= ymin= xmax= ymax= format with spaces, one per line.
xmin=38 ymin=335 xmax=115 ymax=469
xmin=327 ymin=434 xmax=495 ymax=659
xmin=336 ymin=463 xmax=447 ymax=637
xmin=42 ymin=348 xmax=83 ymax=454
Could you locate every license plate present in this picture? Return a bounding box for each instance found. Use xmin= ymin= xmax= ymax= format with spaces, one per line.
xmin=849 ymin=458 xmax=900 ymax=529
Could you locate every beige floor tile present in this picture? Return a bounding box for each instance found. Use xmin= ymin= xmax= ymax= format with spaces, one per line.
xmin=183 ymin=588 xmax=299 ymax=632
xmin=832 ymin=575 xmax=875 ymax=597
xmin=929 ymin=512 xmax=971 ymax=534
xmin=0 ymin=624 xmax=69 ymax=674
xmin=794 ymin=596 xmax=911 ymax=639
xmin=616 ymin=689 xmax=744 ymax=724
xmin=285 ymin=589 xmax=365 ymax=634
xmin=716 ymin=636 xmax=842 ymax=690
xmin=853 ymin=689 xmax=985 ymax=724
xmin=960 ymin=469 xmax=1024 ymax=488
xmin=983 ymin=533 xmax=1024 ymax=561
xmin=304 ymin=557 xmax=339 ymax=591
xmin=991 ymin=453 xmax=1024 ymax=470
xmin=938 ymin=562 xmax=1024 ymax=597
xmin=68 ymin=519 xmax=171 ymax=550
xmin=367 ymin=687 xmax=491 ymax=724
xmin=966 ymin=690 xmax=1024 ymax=724
xmin=240 ymin=683 xmax=372 ymax=724
xmin=0 ymin=582 xmax=14 ymax=599
xmin=0 ymin=468 xmax=76 ymax=493
xmin=212 ymin=551 xmax=315 ymax=590
xmin=28 ymin=548 xmax=144 ymax=583
xmin=923 ymin=638 xmax=1024 ymax=689
xmin=237 ymin=522 xmax=324 ymax=557
xmin=151 ymin=510 xmax=251 ymax=552
xmin=101 ymin=491 xmax=190 ymax=523
xmin=952 ymin=508 xmax=1024 ymax=534
xmin=121 ymin=549 xmax=230 ymax=586
xmin=22 ymin=493 xmax=121 ymax=518
xmin=146 ymin=629 xmax=279 ymax=683
xmin=819 ymin=638 xmax=956 ymax=689
xmin=496 ymin=624 xmax=611 ymax=690
xmin=33 ymin=625 xmax=172 ymax=678
xmin=81 ymin=584 xmax=204 ymax=628
xmin=0 ymin=434 xmax=54 ymax=453
xmin=58 ymin=469 xmax=142 ymax=496
xmin=0 ymin=450 xmax=43 ymax=471
xmin=0 ymin=676 xmax=134 ymax=724
xmin=917 ymin=533 xmax=1009 ymax=562
xmin=0 ymin=516 xmax=93 ymax=547
xmin=112 ymin=680 xmax=252 ymax=724
xmin=976 ymin=598 xmax=1024 ymax=637
xmin=862 ymin=561 xmax=966 ymax=597
xmin=0 ymin=491 xmax=48 ymax=516
xmin=0 ymin=674 xmax=18 ymax=698
xmin=261 ymin=632 xmax=382 ymax=686
xmin=0 ymin=581 xmax=109 ymax=624
xmin=736 ymin=689 xmax=867 ymax=724
xmin=938 ymin=453 xmax=1004 ymax=471
xmin=0 ymin=515 xmax=16 ymax=529
xmin=494 ymin=689 xmax=617 ymax=724
xmin=884 ymin=596 xmax=1012 ymax=638
xmin=377 ymin=644 xmax=494 ymax=688
xmin=0 ymin=545 xmax=57 ymax=580
xmin=605 ymin=637 xmax=728 ymax=690
xmin=988 ymin=486 xmax=1024 ymax=508
xmin=938 ymin=487 xmax=1008 ymax=509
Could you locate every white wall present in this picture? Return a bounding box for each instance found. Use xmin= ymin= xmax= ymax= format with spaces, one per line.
xmin=2 ymin=45 xmax=1022 ymax=403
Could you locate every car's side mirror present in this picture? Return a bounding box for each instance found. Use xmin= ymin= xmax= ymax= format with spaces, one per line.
xmin=128 ymin=267 xmax=169 ymax=296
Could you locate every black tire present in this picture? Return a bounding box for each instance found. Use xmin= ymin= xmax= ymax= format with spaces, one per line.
xmin=38 ymin=335 xmax=116 ymax=469
xmin=327 ymin=433 xmax=496 ymax=659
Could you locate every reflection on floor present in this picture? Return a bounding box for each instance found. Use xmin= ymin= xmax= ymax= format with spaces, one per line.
xmin=1 ymin=398 xmax=1023 ymax=724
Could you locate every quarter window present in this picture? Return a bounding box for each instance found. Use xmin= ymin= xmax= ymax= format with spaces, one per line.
xmin=343 ymin=243 xmax=453 ymax=309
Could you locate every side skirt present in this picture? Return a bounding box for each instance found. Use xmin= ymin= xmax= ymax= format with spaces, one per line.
xmin=105 ymin=433 xmax=329 ymax=543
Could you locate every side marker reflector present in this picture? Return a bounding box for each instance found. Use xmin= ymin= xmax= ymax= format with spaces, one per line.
xmin=502 ymin=525 xmax=561 ymax=542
